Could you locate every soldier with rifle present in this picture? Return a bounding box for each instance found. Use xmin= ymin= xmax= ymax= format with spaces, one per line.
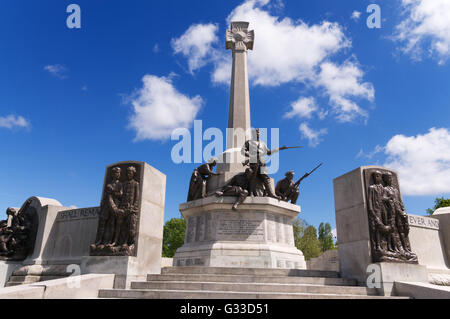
xmin=241 ymin=128 xmax=302 ymax=198
xmin=275 ymin=163 xmax=323 ymax=205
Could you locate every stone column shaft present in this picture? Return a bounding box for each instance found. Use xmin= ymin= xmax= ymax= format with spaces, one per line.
xmin=227 ymin=49 xmax=251 ymax=150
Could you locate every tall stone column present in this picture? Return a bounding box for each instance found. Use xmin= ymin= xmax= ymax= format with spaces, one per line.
xmin=226 ymin=21 xmax=253 ymax=150
xmin=210 ymin=22 xmax=255 ymax=189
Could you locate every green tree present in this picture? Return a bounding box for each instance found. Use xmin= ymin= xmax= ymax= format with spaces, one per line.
xmin=292 ymin=217 xmax=308 ymax=248
xmin=426 ymin=197 xmax=450 ymax=216
xmin=162 ymin=218 xmax=186 ymax=257
xmin=318 ymin=222 xmax=335 ymax=252
xmin=297 ymin=225 xmax=322 ymax=260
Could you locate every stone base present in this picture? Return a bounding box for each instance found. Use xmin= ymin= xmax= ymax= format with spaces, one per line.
xmin=89 ymin=244 xmax=136 ymax=257
xmin=174 ymin=242 xmax=306 ymax=269
xmin=372 ymin=249 xmax=418 ymax=264
xmin=371 ymin=262 xmax=428 ymax=296
xmin=0 ymin=261 xmax=21 ymax=288
xmin=81 ymin=256 xmax=153 ymax=289
xmin=174 ymin=196 xmax=306 ymax=269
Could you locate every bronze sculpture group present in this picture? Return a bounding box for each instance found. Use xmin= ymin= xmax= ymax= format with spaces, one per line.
xmin=0 ymin=199 xmax=37 ymax=261
xmin=367 ymin=170 xmax=417 ymax=263
xmin=91 ymin=165 xmax=140 ymax=256
xmin=187 ymin=128 xmax=320 ymax=210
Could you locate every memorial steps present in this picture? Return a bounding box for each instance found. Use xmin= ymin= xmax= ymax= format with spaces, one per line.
xmin=98 ymin=267 xmax=410 ymax=299
xmin=6 ymin=275 xmax=67 ymax=287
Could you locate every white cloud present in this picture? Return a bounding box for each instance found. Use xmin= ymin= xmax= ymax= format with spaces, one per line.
xmin=299 ymin=123 xmax=327 ymax=147
xmin=315 ymin=61 xmax=374 ymax=122
xmin=44 ymin=64 xmax=68 ymax=79
xmin=128 ymin=74 xmax=203 ymax=141
xmin=284 ymin=97 xmax=319 ymax=120
xmin=172 ymin=0 xmax=375 ymax=145
xmin=357 ymin=145 xmax=384 ymax=159
xmin=351 ymin=11 xmax=361 ymax=21
xmin=395 ymin=0 xmax=450 ymax=64
xmin=331 ymin=228 xmax=337 ymax=240
xmin=0 ymin=115 xmax=30 ymax=130
xmin=172 ymin=24 xmax=219 ymax=74
xmin=382 ymin=128 xmax=450 ymax=196
xmin=218 ymin=0 xmax=351 ymax=86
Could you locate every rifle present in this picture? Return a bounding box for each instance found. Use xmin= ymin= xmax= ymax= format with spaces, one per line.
xmin=294 ymin=163 xmax=323 ymax=187
xmin=281 ymin=146 xmax=303 ymax=150
xmin=242 ymin=146 xmax=303 ymax=166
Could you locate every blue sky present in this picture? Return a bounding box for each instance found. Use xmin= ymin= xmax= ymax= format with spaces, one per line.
xmin=1 ymin=0 xmax=450 ymax=232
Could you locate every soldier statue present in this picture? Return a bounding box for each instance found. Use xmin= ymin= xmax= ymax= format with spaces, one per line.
xmin=113 ymin=166 xmax=140 ymax=248
xmin=241 ymin=128 xmax=287 ymax=198
xmin=383 ymin=172 xmax=417 ymax=262
xmin=215 ymin=168 xmax=253 ymax=210
xmin=94 ymin=167 xmax=123 ymax=247
xmin=275 ymin=171 xmax=300 ymax=205
xmin=275 ymin=164 xmax=322 ymax=205
xmin=187 ymin=158 xmax=222 ymax=201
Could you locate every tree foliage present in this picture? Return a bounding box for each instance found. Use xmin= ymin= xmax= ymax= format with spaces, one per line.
xmin=162 ymin=218 xmax=186 ymax=258
xmin=426 ymin=197 xmax=450 ymax=216
xmin=292 ymin=217 xmax=307 ymax=248
xmin=318 ymin=222 xmax=336 ymax=252
xmin=296 ymin=225 xmax=322 ymax=260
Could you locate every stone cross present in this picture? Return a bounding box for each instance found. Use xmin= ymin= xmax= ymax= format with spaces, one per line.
xmin=225 ymin=22 xmax=254 ymax=150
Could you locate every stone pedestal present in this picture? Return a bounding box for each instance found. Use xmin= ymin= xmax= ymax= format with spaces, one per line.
xmin=82 ymin=161 xmax=166 ymax=288
xmin=433 ymin=207 xmax=450 ymax=264
xmin=334 ymin=166 xmax=428 ymax=295
xmin=373 ymin=262 xmax=428 ymax=296
xmin=0 ymin=261 xmax=21 ymax=287
xmin=173 ymin=196 xmax=306 ymax=269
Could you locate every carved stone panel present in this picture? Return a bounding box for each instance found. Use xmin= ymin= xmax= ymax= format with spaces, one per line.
xmin=90 ymin=162 xmax=144 ymax=257
xmin=216 ymin=214 xmax=265 ymax=241
xmin=363 ymin=168 xmax=418 ymax=264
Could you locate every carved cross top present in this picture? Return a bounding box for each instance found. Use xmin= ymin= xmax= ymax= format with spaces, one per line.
xmin=226 ymin=21 xmax=254 ymax=52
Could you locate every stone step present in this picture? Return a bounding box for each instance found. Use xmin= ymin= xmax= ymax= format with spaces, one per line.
xmin=9 ymin=275 xmax=41 ymax=283
xmin=161 ymin=267 xmax=339 ymax=278
xmin=132 ymin=281 xmax=377 ymax=295
xmin=98 ymin=289 xmax=409 ymax=299
xmin=6 ymin=275 xmax=68 ymax=287
xmin=147 ymin=274 xmax=358 ymax=286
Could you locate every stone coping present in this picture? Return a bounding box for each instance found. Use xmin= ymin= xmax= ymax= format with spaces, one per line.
xmin=434 ymin=207 xmax=450 ymax=215
xmin=180 ymin=196 xmax=301 ymax=218
xmin=175 ymin=242 xmax=304 ymax=254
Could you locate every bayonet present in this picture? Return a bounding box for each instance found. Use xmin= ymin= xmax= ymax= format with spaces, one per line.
xmin=294 ymin=163 xmax=323 ymax=187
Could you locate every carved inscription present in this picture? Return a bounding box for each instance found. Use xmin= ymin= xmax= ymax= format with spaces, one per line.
xmin=57 ymin=207 xmax=100 ymax=221
xmin=408 ymin=215 xmax=439 ymax=230
xmin=217 ymin=219 xmax=264 ymax=240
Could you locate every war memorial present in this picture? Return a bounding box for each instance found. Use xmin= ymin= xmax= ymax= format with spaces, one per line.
xmin=0 ymin=22 xmax=449 ymax=300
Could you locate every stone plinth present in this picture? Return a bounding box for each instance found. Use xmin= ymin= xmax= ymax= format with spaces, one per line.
xmin=173 ymin=196 xmax=306 ymax=269
xmin=373 ymin=262 xmax=428 ymax=296
xmin=82 ymin=162 xmax=166 ymax=289
xmin=334 ymin=166 xmax=428 ymax=295
xmin=25 ymin=205 xmax=99 ymax=266
xmin=408 ymin=214 xmax=449 ymax=271
xmin=433 ymin=207 xmax=450 ymax=265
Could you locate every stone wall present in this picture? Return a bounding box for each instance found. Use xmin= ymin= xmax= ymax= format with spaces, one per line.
xmin=408 ymin=214 xmax=449 ymax=271
xmin=307 ymin=250 xmax=339 ymax=271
